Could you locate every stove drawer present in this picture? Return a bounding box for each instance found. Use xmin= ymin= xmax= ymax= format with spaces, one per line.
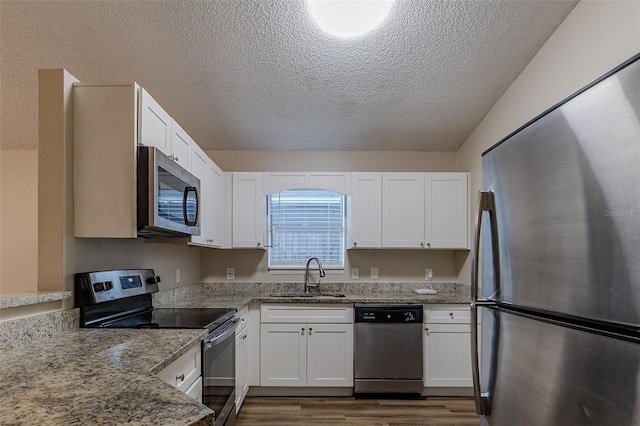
xmin=157 ymin=344 xmax=202 ymax=399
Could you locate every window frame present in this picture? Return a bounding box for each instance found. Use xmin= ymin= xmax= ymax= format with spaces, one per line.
xmin=266 ymin=189 xmax=346 ymax=271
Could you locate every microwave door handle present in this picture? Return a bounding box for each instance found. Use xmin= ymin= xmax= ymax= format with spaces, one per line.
xmin=183 ymin=186 xmax=199 ymax=226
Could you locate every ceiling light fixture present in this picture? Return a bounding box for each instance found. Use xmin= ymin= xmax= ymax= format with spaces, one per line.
xmin=308 ymin=0 xmax=395 ymax=39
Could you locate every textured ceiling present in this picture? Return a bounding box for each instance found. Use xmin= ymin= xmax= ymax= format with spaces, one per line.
xmin=1 ymin=0 xmax=577 ymax=151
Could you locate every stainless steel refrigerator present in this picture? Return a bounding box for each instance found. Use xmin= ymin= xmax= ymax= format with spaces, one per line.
xmin=471 ymin=53 xmax=640 ymax=425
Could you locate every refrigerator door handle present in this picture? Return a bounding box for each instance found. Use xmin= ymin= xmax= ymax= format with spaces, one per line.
xmin=471 ymin=190 xmax=500 ymax=415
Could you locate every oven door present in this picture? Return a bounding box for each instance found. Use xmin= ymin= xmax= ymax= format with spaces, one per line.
xmin=203 ymin=317 xmax=239 ymax=426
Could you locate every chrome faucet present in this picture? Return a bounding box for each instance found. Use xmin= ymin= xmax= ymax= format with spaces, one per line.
xmin=304 ymin=257 xmax=326 ymax=294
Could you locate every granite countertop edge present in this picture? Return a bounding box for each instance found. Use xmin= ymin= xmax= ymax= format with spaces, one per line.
xmin=0 ymin=290 xmax=72 ymax=309
xmin=0 ymin=328 xmax=214 ymax=426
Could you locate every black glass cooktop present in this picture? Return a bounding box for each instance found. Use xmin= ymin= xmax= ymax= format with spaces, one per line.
xmin=103 ymin=307 xmax=234 ymax=332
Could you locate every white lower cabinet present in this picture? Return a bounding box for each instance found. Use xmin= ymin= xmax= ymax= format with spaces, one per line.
xmin=423 ymin=305 xmax=476 ymax=389
xmin=260 ymin=304 xmax=354 ymax=387
xmin=157 ymin=344 xmax=202 ymax=402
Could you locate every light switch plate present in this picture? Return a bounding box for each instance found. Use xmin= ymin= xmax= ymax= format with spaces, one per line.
xmin=351 ymin=268 xmax=359 ymax=280
xmin=226 ymin=268 xmax=235 ymax=280
xmin=175 ymin=268 xmax=181 ymax=283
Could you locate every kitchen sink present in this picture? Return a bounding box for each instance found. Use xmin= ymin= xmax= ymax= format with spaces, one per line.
xmin=268 ymin=293 xmax=346 ymax=298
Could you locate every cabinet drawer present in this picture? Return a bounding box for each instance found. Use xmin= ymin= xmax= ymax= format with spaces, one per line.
xmin=157 ymin=344 xmax=201 ymax=393
xmin=261 ymin=304 xmax=354 ymax=323
xmin=424 ymin=305 xmax=471 ymax=324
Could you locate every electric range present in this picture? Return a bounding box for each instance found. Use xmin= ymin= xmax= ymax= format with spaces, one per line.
xmin=75 ymin=269 xmax=238 ymax=426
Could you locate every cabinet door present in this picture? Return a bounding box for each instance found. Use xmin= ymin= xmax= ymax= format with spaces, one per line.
xmin=423 ymin=323 xmax=473 ymax=387
xmin=232 ymin=173 xmax=265 ymax=248
xmin=209 ymin=162 xmax=224 ymax=247
xmin=425 ymin=173 xmax=469 ymax=249
xmin=382 ymin=173 xmax=425 ymax=248
xmin=236 ymin=326 xmax=249 ymax=412
xmin=189 ymin=145 xmax=211 ymax=246
xmin=139 ymin=88 xmax=171 ymax=153
xmin=349 ymin=173 xmax=382 ymax=248
xmin=307 ymin=323 xmax=354 ymax=387
xmin=169 ymin=120 xmax=193 ymax=171
xmin=260 ymin=323 xmax=306 ymax=386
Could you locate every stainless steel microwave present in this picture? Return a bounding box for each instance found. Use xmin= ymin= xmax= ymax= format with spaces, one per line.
xmin=137 ymin=146 xmax=201 ymax=237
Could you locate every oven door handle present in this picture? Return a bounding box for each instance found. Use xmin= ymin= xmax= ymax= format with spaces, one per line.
xmin=203 ymin=318 xmax=240 ymax=348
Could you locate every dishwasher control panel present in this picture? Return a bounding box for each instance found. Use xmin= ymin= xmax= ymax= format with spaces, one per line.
xmin=354 ymin=304 xmax=423 ymax=323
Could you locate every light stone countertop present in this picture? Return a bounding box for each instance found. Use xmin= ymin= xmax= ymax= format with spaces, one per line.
xmin=155 ymin=282 xmax=472 ymax=309
xmin=0 ymin=291 xmax=72 ymax=309
xmin=0 ymin=281 xmax=471 ymax=425
xmin=0 ymin=328 xmax=213 ymax=426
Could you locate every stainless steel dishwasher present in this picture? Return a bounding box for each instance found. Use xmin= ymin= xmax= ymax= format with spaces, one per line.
xmin=354 ymin=304 xmax=424 ymax=394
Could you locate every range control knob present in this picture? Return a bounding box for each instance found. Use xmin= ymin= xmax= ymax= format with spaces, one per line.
xmin=146 ymin=276 xmax=161 ymax=285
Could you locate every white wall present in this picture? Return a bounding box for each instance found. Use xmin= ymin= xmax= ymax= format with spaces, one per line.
xmin=455 ymin=0 xmax=640 ymax=283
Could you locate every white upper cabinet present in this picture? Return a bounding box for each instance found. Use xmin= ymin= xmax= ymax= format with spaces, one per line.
xmin=190 ymin=144 xmax=224 ymax=248
xmin=382 ymin=173 xmax=426 ymax=248
xmin=349 ymin=173 xmax=382 ymax=249
xmin=139 ymin=87 xmax=172 ymax=153
xmin=139 ymin=87 xmax=193 ymax=171
xmin=263 ymin=172 xmax=351 ymax=195
xmin=381 ymin=172 xmax=469 ymax=249
xmin=425 ymin=173 xmax=469 ymax=249
xmin=169 ymin=120 xmax=193 ymax=171
xmin=232 ymin=173 xmax=265 ymax=248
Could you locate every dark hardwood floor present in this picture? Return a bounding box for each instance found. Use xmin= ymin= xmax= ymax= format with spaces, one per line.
xmin=236 ymin=396 xmax=481 ymax=425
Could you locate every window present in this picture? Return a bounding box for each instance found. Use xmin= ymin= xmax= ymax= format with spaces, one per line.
xmin=267 ymin=189 xmax=345 ymax=269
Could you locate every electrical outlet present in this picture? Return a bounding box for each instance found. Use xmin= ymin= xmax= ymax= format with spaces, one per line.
xmin=226 ymin=268 xmax=235 ymax=280
xmin=351 ymin=268 xmax=359 ymax=280
xmin=175 ymin=268 xmax=181 ymax=283
xmin=425 ymin=268 xmax=433 ymax=281
xmin=371 ymin=267 xmax=379 ymax=280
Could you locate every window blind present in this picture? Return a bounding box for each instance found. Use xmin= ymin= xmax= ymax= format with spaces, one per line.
xmin=268 ymin=189 xmax=345 ymax=269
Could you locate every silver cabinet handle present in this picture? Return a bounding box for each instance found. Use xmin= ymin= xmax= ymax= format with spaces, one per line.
xmin=309 ymin=327 xmax=313 ymax=335
xmin=353 ymin=242 xmax=357 ymax=248
xmin=301 ymin=327 xmax=305 ymax=335
xmin=176 ymin=373 xmax=185 ymax=382
xmin=450 ymin=312 xmax=454 ymax=319
xmin=471 ymin=190 xmax=500 ymax=416
xmin=420 ymin=242 xmax=424 ymax=247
